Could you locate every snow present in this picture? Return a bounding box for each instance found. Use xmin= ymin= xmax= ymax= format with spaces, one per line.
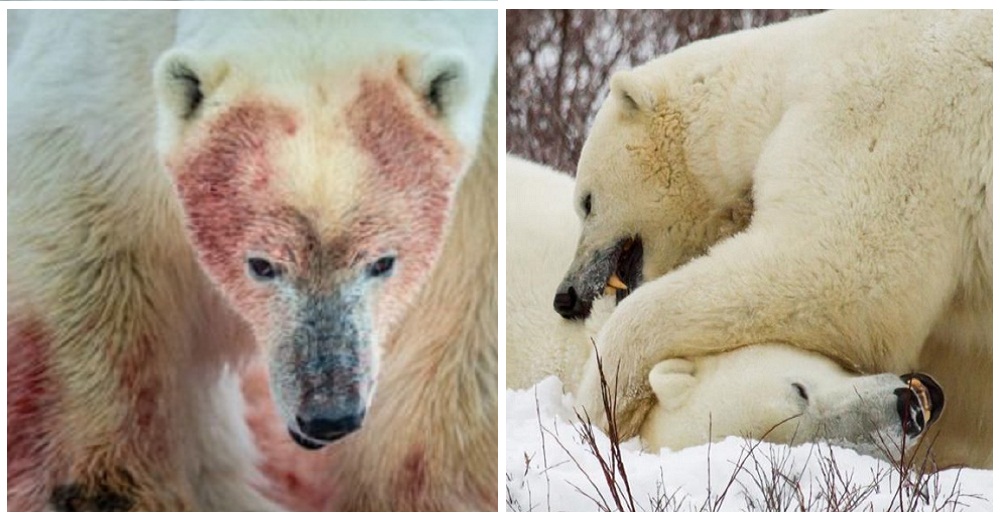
xmin=506 ymin=377 xmax=993 ymax=512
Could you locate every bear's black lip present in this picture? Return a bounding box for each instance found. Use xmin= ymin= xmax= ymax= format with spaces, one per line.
xmin=288 ymin=427 xmax=328 ymax=450
xmin=614 ymin=236 xmax=644 ymax=304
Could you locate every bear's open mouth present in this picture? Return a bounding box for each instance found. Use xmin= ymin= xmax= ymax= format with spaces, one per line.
xmin=895 ymin=373 xmax=945 ymax=438
xmin=604 ymin=236 xmax=643 ymax=304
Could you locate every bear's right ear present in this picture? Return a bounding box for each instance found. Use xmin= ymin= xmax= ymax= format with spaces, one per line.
xmin=154 ymin=50 xmax=228 ymax=121
xmin=610 ymin=71 xmax=655 ymax=114
xmin=648 ymin=359 xmax=696 ymax=411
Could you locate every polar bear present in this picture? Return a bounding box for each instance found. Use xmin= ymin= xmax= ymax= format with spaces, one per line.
xmin=552 ymin=10 xmax=991 ymax=469
xmin=7 ymin=11 xmax=497 ymax=511
xmin=507 ymin=156 xmax=945 ymax=460
xmin=642 ymin=346 xmax=944 ymax=460
xmin=506 ymin=156 xmax=614 ymax=389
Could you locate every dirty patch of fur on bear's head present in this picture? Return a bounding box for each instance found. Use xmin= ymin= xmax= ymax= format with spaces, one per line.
xmin=592 ymin=73 xmax=725 ymax=276
xmin=155 ymin=53 xmax=466 ymax=449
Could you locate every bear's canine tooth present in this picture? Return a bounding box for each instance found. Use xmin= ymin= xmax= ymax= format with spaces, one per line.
xmin=908 ymin=378 xmax=932 ymax=424
xmin=607 ymin=273 xmax=628 ymax=290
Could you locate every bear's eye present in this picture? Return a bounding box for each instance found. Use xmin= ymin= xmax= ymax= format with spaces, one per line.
xmin=792 ymin=383 xmax=809 ymax=402
xmin=247 ymin=257 xmax=280 ymax=282
xmin=582 ymin=193 xmax=592 ymax=217
xmin=367 ymin=255 xmax=396 ymax=278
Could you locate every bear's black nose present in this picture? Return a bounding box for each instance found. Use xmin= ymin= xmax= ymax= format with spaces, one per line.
xmin=294 ymin=411 xmax=366 ymax=447
xmin=554 ymin=286 xmax=591 ymax=320
xmin=553 ymin=287 xmax=577 ymax=316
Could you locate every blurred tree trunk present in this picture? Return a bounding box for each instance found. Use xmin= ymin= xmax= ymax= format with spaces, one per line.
xmin=506 ymin=10 xmax=824 ymax=174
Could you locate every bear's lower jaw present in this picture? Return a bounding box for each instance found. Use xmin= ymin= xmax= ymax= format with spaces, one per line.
xmin=288 ymin=428 xmax=327 ymax=450
xmin=287 ymin=425 xmax=361 ymax=450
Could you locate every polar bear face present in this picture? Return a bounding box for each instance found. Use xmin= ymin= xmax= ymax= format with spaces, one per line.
xmin=553 ymin=70 xmax=749 ymax=320
xmin=640 ymin=345 xmax=945 ymax=460
xmin=153 ymin=11 xmax=496 ymax=449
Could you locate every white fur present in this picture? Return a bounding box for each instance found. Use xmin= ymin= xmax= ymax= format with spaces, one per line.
xmin=158 ymin=10 xmax=495 ymax=161
xmin=567 ymin=10 xmax=990 ymax=469
xmin=505 ymin=156 xmax=614 ymax=389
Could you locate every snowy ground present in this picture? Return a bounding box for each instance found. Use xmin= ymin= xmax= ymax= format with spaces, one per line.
xmin=506 ymin=377 xmax=993 ymax=512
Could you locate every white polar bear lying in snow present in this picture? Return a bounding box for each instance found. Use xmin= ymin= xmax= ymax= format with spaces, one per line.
xmin=506 ymin=156 xmax=944 ymax=459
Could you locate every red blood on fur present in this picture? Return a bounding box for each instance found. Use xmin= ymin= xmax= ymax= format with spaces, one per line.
xmin=401 ymin=446 xmax=427 ymax=504
xmin=174 ymin=103 xmax=278 ymax=274
xmin=346 ymin=76 xmax=463 ymax=298
xmin=7 ymin=317 xmax=59 ymax=510
xmin=115 ymin=332 xmax=170 ymax=464
xmin=172 ymin=102 xmax=299 ymax=322
xmin=347 ymin=76 xmax=460 ymax=194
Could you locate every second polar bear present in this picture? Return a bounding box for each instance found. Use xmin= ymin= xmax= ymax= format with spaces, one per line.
xmin=554 ymin=10 xmax=990 ymax=469
xmin=507 ymin=156 xmax=944 ymax=459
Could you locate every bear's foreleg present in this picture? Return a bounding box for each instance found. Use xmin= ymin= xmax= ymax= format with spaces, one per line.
xmin=8 ymin=251 xmax=274 ymax=510
xmin=576 ymin=226 xmax=941 ymax=438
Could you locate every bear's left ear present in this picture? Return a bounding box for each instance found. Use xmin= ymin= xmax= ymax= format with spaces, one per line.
xmin=154 ymin=50 xmax=229 ymax=121
xmin=403 ymin=53 xmax=469 ymax=118
xmin=610 ymin=70 xmax=655 ymax=114
xmin=648 ymin=359 xmax=696 ymax=411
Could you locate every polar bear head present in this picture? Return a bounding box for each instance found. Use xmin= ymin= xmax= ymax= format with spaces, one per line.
xmin=153 ymin=11 xmax=496 ymax=449
xmin=553 ymin=67 xmax=751 ymax=320
xmin=640 ymin=345 xmax=945 ymax=460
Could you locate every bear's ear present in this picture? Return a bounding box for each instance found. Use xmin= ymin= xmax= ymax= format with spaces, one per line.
xmin=610 ymin=71 xmax=655 ymax=114
xmin=404 ymin=53 xmax=469 ymax=118
xmin=154 ymin=50 xmax=228 ymax=121
xmin=648 ymin=359 xmax=696 ymax=411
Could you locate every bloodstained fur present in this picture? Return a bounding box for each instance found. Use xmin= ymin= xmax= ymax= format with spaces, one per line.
xmin=172 ymin=102 xmax=304 ymax=325
xmin=116 ymin=332 xmax=170 ymax=465
xmin=346 ymin=75 xmax=463 ymax=322
xmin=7 ymin=317 xmax=60 ymax=510
xmin=402 ymin=446 xmax=428 ymax=505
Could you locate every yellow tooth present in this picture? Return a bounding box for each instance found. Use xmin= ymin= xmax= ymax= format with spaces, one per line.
xmin=908 ymin=378 xmax=932 ymax=424
xmin=603 ymin=285 xmax=617 ymax=296
xmin=607 ymin=273 xmax=628 ymax=290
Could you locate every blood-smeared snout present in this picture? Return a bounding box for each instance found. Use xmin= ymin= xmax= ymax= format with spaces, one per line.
xmin=271 ymin=288 xmax=376 ymax=450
